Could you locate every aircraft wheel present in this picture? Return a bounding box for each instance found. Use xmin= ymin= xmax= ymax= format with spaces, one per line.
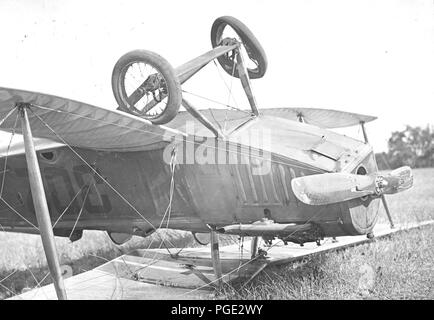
xmin=211 ymin=16 xmax=268 ymax=79
xmin=192 ymin=232 xmax=210 ymax=246
xmin=112 ymin=50 xmax=182 ymax=125
xmin=107 ymin=231 xmax=133 ymax=245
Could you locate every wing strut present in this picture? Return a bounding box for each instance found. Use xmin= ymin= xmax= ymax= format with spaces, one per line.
xmin=210 ymin=228 xmax=223 ymax=288
xmin=18 ymin=103 xmax=67 ymax=300
xmin=235 ymin=50 xmax=259 ymax=116
xmin=250 ymin=236 xmax=259 ymax=259
xmin=360 ymin=121 xmax=395 ymax=229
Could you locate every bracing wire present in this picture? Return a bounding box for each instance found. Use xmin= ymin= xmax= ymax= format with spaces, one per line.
xmin=68 ymin=183 xmax=91 ymax=239
xmin=29 ymin=109 xmax=159 ymax=232
xmin=0 ymin=112 xmax=19 ymax=198
xmin=223 ymin=52 xmax=238 ymax=132
xmin=0 ymin=103 xmax=326 ymax=298
xmin=0 ymin=59 xmax=330 ymax=298
xmin=25 ymin=103 xmax=323 ymax=173
xmin=52 ymin=184 xmax=86 ymax=228
xmin=28 ymin=106 xmax=182 ymax=284
xmin=178 ymin=205 xmax=329 ymax=297
xmin=182 ymin=90 xmax=251 ymax=115
xmin=134 ymin=148 xmax=180 ymax=275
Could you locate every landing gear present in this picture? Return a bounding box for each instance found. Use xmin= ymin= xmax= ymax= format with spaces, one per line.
xmin=211 ymin=16 xmax=268 ymax=79
xmin=113 ymin=16 xmax=266 ymax=129
xmin=211 ymin=16 xmax=267 ymax=116
xmin=112 ymin=50 xmax=182 ymax=125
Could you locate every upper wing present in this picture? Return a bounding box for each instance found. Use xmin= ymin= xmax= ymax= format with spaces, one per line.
xmin=260 ymin=107 xmax=377 ymax=128
xmin=0 ymin=87 xmax=185 ymax=152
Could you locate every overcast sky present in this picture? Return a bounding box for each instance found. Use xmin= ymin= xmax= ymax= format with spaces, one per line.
xmin=0 ymin=0 xmax=433 ymax=152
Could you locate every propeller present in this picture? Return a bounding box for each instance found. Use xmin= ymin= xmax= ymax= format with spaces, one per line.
xmin=291 ymin=166 xmax=413 ymax=206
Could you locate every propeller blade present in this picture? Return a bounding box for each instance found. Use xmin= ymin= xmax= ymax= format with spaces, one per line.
xmin=376 ymin=166 xmax=413 ymax=194
xmin=291 ymin=166 xmax=413 ymax=206
xmin=291 ymin=172 xmax=375 ymax=205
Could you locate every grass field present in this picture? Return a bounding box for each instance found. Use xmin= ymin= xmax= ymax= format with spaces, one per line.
xmin=220 ymin=223 xmax=433 ymax=299
xmin=0 ymin=168 xmax=433 ymax=299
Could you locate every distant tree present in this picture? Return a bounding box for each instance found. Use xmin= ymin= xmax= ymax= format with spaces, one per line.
xmin=386 ymin=125 xmax=434 ymax=168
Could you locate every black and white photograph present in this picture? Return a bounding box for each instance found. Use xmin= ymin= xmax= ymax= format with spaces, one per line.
xmin=0 ymin=0 xmax=432 ymax=303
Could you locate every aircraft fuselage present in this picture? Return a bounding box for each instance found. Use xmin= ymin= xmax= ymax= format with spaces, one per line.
xmin=0 ymin=137 xmax=380 ymax=242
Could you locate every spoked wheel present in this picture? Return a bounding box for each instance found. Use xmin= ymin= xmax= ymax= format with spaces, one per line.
xmin=112 ymin=50 xmax=182 ymax=125
xmin=211 ymin=16 xmax=268 ymax=79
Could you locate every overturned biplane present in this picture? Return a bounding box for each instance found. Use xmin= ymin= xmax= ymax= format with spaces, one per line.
xmin=0 ymin=16 xmax=413 ymax=299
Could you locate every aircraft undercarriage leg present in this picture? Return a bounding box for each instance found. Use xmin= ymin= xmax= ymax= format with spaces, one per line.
xmin=235 ymin=49 xmax=259 ymax=116
xmin=210 ymin=229 xmax=223 ymax=288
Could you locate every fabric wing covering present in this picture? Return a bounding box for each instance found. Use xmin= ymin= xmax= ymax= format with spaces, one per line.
xmin=0 ymin=87 xmax=184 ymax=152
xmin=0 ymin=87 xmax=376 ymax=152
xmin=260 ymin=107 xmax=376 ymax=128
xmin=168 ymin=107 xmax=376 ymax=134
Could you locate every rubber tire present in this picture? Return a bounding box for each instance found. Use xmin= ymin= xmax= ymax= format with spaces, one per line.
xmin=192 ymin=232 xmax=210 ymax=246
xmin=211 ymin=16 xmax=268 ymax=79
xmin=112 ymin=50 xmax=182 ymax=125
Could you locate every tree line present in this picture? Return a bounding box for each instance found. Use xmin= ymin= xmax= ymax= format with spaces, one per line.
xmin=375 ymin=125 xmax=434 ymax=170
